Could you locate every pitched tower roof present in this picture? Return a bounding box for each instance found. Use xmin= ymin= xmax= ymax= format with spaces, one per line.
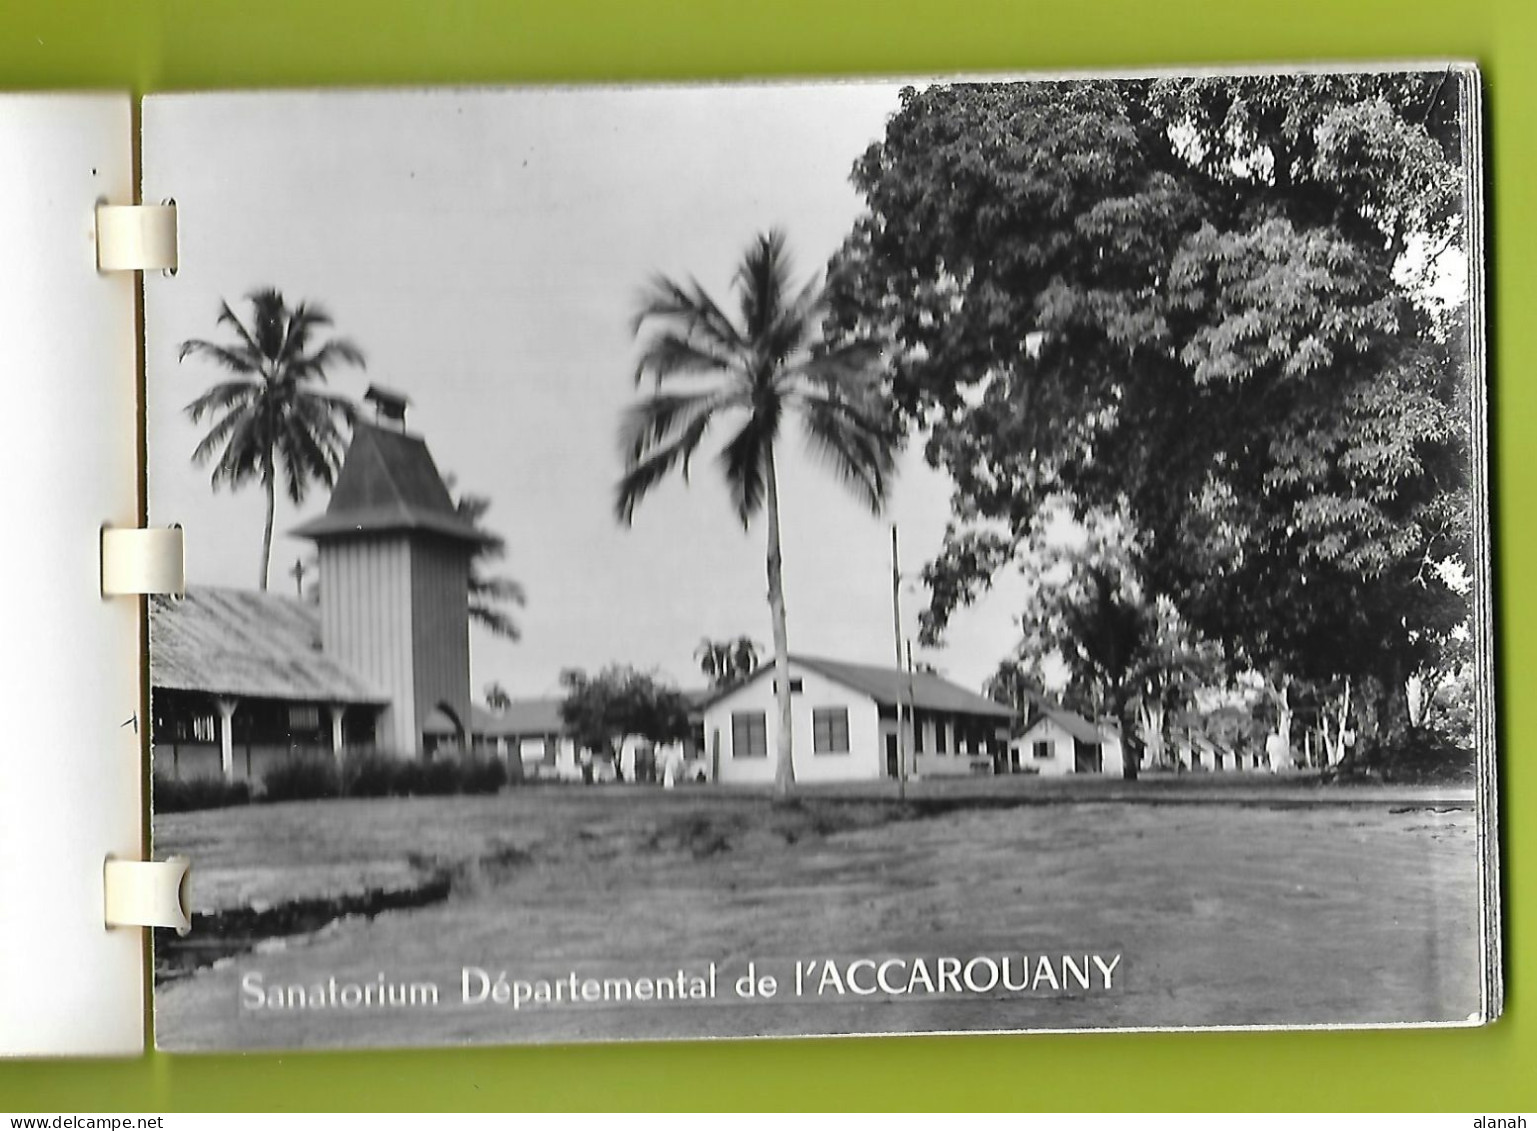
xmin=290 ymin=420 xmax=486 ymax=544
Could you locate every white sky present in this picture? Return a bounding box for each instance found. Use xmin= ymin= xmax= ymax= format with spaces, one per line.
xmin=141 ymin=86 xmax=1025 ymax=700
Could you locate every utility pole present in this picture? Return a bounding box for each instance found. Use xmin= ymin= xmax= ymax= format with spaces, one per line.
xmin=891 ymin=524 xmax=907 ymax=800
xmin=906 ymin=638 xmax=918 ymax=791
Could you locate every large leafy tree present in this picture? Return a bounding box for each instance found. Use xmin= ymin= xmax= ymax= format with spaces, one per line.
xmin=982 ymin=659 xmax=1049 ymax=718
xmin=830 ymin=74 xmax=1473 ymax=766
xmin=558 ymin=665 xmax=694 ymax=781
xmin=180 ymin=288 xmax=365 ymax=590
xmin=615 ymin=229 xmax=900 ymax=796
xmin=996 ymin=499 xmax=1222 ymax=774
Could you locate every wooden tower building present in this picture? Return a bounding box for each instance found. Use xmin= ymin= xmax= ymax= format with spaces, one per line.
xmin=291 ymin=385 xmax=483 ymax=756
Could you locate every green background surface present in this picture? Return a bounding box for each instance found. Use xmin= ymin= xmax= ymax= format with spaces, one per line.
xmin=0 ymin=0 xmax=1531 ymax=1112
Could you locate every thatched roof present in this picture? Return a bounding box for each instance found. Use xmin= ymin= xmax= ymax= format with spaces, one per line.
xmin=150 ymin=587 xmax=385 ymax=704
xmin=290 ymin=421 xmax=486 ymax=544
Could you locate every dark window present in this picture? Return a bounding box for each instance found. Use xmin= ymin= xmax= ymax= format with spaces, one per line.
xmin=1033 ymin=740 xmax=1053 ymax=760
xmin=812 ymin=707 xmax=850 ymax=754
xmin=915 ymin=713 xmax=928 ymax=754
xmin=732 ymin=712 xmax=768 ymax=758
xmin=935 ymin=719 xmax=949 ymax=754
xmin=289 ymin=704 xmax=321 ymax=731
xmin=771 ymin=678 xmax=804 ymax=695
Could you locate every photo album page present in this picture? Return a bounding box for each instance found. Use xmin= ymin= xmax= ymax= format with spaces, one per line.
xmin=140 ymin=70 xmax=1498 ymax=1052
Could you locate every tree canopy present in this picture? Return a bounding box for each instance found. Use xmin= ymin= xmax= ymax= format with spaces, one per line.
xmin=180 ymin=287 xmax=365 ymax=590
xmin=829 ymin=73 xmax=1474 ymax=762
xmin=695 ymin=636 xmax=761 ymax=689
xmin=558 ymin=665 xmax=694 ymax=778
xmin=454 ymin=490 xmax=527 ymax=642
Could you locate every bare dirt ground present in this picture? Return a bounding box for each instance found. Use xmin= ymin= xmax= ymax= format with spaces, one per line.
xmin=153 ymin=777 xmax=1485 ymax=1050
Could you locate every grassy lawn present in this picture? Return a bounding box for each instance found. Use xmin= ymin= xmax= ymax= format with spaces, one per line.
xmin=153 ymin=778 xmax=1483 ymax=1050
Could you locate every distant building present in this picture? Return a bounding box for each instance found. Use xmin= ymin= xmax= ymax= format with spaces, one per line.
xmin=471 ymin=698 xmax=579 ymax=780
xmin=1010 ymin=705 xmax=1125 ymax=777
xmin=472 ymin=692 xmax=711 ymax=783
xmin=1168 ymin=712 xmax=1252 ymax=771
xmin=151 ymin=389 xmax=485 ymax=780
xmin=699 ymin=655 xmax=1013 ymax=785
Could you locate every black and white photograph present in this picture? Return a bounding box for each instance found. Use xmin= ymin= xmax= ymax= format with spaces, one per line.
xmin=141 ymin=69 xmax=1497 ymax=1051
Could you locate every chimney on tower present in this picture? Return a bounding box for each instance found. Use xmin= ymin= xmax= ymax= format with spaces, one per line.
xmin=364 ymin=384 xmax=411 ymax=430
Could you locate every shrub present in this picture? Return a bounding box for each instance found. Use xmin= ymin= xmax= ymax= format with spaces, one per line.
xmin=342 ymin=752 xmax=408 ymax=798
xmin=260 ymin=758 xmax=343 ymax=802
xmin=399 ymin=758 xmax=460 ymax=796
xmin=458 ymin=755 xmax=509 ymax=795
xmin=152 ymin=773 xmax=251 ymax=813
xmin=340 ymin=751 xmax=509 ymax=798
xmin=1380 ymin=729 xmax=1477 ymax=784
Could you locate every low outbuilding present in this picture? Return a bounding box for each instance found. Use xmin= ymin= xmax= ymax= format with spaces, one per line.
xmin=1009 ymin=705 xmax=1125 ymax=776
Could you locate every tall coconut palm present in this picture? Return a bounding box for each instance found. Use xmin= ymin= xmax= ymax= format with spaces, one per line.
xmin=179 ymin=289 xmax=365 ymax=590
xmin=616 ymin=229 xmax=898 ymax=796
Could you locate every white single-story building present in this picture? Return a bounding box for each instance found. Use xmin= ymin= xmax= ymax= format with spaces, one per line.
xmin=471 ymin=699 xmax=582 ymax=780
xmin=1010 ymin=705 xmax=1125 ymax=777
xmin=1167 ymin=722 xmax=1259 ymax=772
xmin=699 ymin=655 xmax=1014 ymax=785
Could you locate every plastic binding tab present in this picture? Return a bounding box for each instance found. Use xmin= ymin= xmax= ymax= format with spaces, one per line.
xmin=103 ymin=857 xmax=191 ymax=936
xmin=95 ymin=202 xmax=178 ymax=273
xmin=101 ymin=525 xmax=185 ymax=596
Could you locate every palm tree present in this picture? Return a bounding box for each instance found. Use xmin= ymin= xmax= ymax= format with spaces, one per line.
xmin=455 ymin=491 xmax=528 ymax=641
xmin=616 ymin=229 xmax=898 ymax=796
xmin=179 ymin=289 xmax=365 ymax=590
xmin=696 ymin=636 xmax=761 ymax=689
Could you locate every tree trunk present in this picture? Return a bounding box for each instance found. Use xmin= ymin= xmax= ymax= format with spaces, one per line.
xmin=1113 ymin=683 xmax=1140 ymax=780
xmin=1325 ymin=676 xmax=1352 ymax=767
xmin=1344 ymin=657 xmax=1412 ymax=773
xmin=1137 ymin=699 xmax=1166 ymax=768
xmin=259 ymin=466 xmax=276 ymax=592
xmin=1267 ymin=675 xmax=1294 ymax=771
xmin=763 ymin=450 xmax=795 ymax=798
xmin=1377 ymin=652 xmax=1412 ymax=760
